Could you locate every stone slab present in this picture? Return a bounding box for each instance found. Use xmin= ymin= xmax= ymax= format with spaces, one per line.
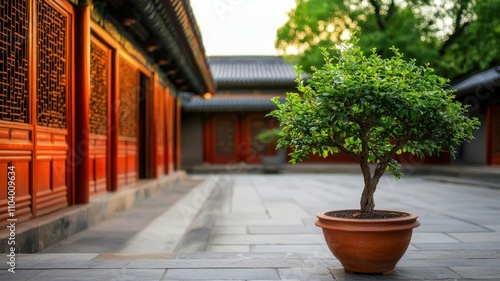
xmin=164 ymin=268 xmax=280 ymax=280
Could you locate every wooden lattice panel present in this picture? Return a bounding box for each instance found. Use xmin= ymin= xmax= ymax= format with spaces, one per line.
xmin=90 ymin=40 xmax=108 ymax=135
xmin=215 ymin=118 xmax=236 ymax=156
xmin=36 ymin=0 xmax=68 ymax=128
xmin=156 ymin=86 xmax=163 ymax=144
xmin=0 ymin=0 xmax=29 ymax=123
xmin=118 ymin=57 xmax=138 ymax=138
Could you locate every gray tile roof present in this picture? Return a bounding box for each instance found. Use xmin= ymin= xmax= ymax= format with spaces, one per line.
xmin=208 ymin=56 xmax=298 ymax=88
xmin=182 ymin=97 xmax=282 ymax=112
xmin=451 ymin=66 xmax=500 ymax=97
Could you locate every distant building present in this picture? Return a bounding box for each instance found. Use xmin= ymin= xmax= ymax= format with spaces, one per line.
xmin=180 ymin=55 xmax=447 ymax=169
xmin=452 ymin=66 xmax=500 ymax=166
xmin=181 ymin=56 xmax=296 ymax=168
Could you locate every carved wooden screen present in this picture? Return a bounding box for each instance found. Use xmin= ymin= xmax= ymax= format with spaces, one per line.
xmin=489 ymin=106 xmax=500 ymax=165
xmin=89 ymin=38 xmax=110 ymax=194
xmin=33 ymin=0 xmax=72 ymax=217
xmin=0 ymin=0 xmax=29 ymax=124
xmin=117 ymin=55 xmax=139 ymax=186
xmin=208 ymin=115 xmax=240 ymax=164
xmin=0 ymin=0 xmax=32 ymax=227
xmin=36 ymin=0 xmax=68 ymax=129
xmin=119 ymin=59 xmax=138 ymax=138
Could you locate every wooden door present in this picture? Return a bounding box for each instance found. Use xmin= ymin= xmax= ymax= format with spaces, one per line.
xmin=0 ymin=0 xmax=33 ymax=226
xmin=33 ymin=0 xmax=73 ymax=216
xmin=117 ymin=56 xmax=138 ymax=187
xmin=205 ymin=114 xmax=240 ymax=164
xmin=89 ymin=37 xmax=111 ymax=194
xmin=488 ymin=105 xmax=500 ymax=165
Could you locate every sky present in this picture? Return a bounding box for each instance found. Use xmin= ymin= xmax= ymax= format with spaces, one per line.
xmin=189 ymin=0 xmax=297 ymax=56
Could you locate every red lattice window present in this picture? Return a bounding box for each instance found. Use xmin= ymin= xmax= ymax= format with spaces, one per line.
xmin=215 ymin=118 xmax=236 ymax=156
xmin=90 ymin=40 xmax=109 ymax=136
xmin=118 ymin=57 xmax=138 ymax=138
xmin=36 ymin=0 xmax=68 ymax=128
xmin=0 ymin=0 xmax=29 ymax=123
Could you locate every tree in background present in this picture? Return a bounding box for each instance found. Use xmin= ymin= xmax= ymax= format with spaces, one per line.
xmin=276 ymin=0 xmax=500 ymax=80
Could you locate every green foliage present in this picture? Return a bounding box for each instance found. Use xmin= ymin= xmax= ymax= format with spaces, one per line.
xmin=276 ymin=0 xmax=500 ymax=79
xmin=269 ymin=39 xmax=480 ymax=178
xmin=255 ymin=128 xmax=281 ymax=144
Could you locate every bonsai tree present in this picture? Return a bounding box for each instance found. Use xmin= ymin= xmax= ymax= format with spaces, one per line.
xmin=255 ymin=128 xmax=281 ymax=145
xmin=269 ymin=39 xmax=480 ymax=215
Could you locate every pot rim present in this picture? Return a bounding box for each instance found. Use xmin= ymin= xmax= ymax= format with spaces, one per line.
xmin=316 ymin=209 xmax=419 ymax=223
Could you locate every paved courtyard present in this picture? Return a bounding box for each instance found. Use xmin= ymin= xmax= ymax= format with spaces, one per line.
xmin=2 ymin=172 xmax=500 ymax=280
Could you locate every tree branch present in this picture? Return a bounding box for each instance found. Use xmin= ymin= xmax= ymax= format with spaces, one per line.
xmin=439 ymin=21 xmax=471 ymax=56
xmin=368 ymin=0 xmax=385 ymax=30
xmin=385 ymin=0 xmax=396 ymax=24
xmin=330 ymin=138 xmax=362 ymax=162
xmin=439 ymin=0 xmax=473 ymax=56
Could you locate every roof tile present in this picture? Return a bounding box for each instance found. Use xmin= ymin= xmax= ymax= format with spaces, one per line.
xmin=208 ymin=56 xmax=298 ymax=88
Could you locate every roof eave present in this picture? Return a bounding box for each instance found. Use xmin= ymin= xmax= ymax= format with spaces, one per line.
xmin=127 ymin=0 xmax=215 ymax=94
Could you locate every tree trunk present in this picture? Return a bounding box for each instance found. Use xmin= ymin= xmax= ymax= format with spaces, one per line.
xmin=359 ymin=160 xmax=375 ymax=213
xmin=359 ymin=161 xmax=388 ymax=213
xmin=360 ymin=182 xmax=376 ymax=213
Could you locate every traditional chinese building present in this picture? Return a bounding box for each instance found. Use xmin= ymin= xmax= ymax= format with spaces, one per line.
xmin=0 ymin=0 xmax=214 ymax=228
xmin=452 ymin=66 xmax=500 ymax=166
xmin=181 ymin=56 xmax=296 ymax=168
xmin=180 ymin=56 xmax=455 ymax=169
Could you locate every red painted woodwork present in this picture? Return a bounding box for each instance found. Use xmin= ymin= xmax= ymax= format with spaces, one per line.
xmin=32 ymin=0 xmax=73 ymax=216
xmin=0 ymin=149 xmax=32 ymax=227
xmin=204 ymin=113 xmax=286 ymax=164
xmin=155 ymin=83 xmax=165 ymax=176
xmin=0 ymin=0 xmax=183 ymax=228
xmin=89 ymin=135 xmax=107 ymax=194
xmin=74 ymin=2 xmax=90 ymax=203
xmin=88 ymin=36 xmax=111 ymax=194
xmin=175 ymin=100 xmax=182 ymax=170
xmin=164 ymin=92 xmax=175 ymax=174
xmin=116 ymin=54 xmax=139 ymax=187
xmin=241 ymin=114 xmax=277 ymax=164
xmin=205 ymin=114 xmax=241 ymax=164
xmin=487 ymin=105 xmax=500 ymax=166
xmin=34 ymin=129 xmax=70 ymax=216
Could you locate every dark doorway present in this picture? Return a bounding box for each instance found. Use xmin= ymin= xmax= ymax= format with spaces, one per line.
xmin=138 ymin=73 xmax=150 ymax=178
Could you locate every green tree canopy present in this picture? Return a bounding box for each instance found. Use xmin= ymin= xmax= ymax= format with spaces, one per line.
xmin=269 ymin=39 xmax=480 ymax=212
xmin=276 ymin=0 xmax=500 ymax=79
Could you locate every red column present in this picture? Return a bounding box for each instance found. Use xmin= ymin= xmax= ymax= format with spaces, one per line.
xmin=175 ymin=100 xmax=182 ymax=170
xmin=73 ymin=2 xmax=90 ymax=204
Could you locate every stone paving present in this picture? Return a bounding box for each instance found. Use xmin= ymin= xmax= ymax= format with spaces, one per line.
xmin=2 ymin=171 xmax=500 ymax=280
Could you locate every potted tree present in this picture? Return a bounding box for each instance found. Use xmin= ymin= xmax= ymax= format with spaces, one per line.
xmin=269 ymin=39 xmax=480 ymax=275
xmin=255 ymin=128 xmax=287 ymax=173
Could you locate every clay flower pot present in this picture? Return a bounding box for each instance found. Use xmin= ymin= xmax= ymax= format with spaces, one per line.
xmin=315 ymin=210 xmax=420 ymax=275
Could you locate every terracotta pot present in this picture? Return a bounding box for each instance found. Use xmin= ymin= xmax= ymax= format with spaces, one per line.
xmin=315 ymin=209 xmax=420 ymax=275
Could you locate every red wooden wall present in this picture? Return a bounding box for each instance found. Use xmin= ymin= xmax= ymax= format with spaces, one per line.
xmin=0 ymin=0 xmax=180 ymax=227
xmin=487 ymin=105 xmax=500 ymax=166
xmin=203 ymin=113 xmax=278 ymax=164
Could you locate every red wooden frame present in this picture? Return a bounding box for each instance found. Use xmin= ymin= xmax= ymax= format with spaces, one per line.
xmin=487 ymin=105 xmax=500 ymax=166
